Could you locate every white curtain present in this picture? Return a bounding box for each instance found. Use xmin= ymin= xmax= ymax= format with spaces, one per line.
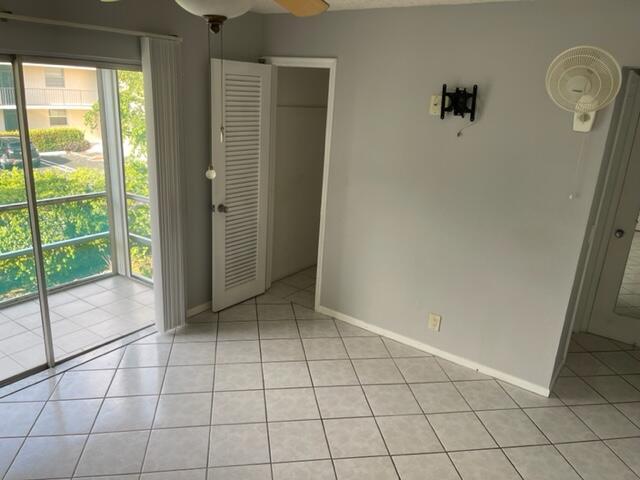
xmin=141 ymin=37 xmax=187 ymax=332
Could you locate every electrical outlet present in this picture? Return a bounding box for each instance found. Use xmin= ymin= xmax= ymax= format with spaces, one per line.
xmin=429 ymin=95 xmax=442 ymax=116
xmin=428 ymin=313 xmax=442 ymax=332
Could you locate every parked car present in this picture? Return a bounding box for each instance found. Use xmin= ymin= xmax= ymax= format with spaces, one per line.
xmin=0 ymin=136 xmax=41 ymax=169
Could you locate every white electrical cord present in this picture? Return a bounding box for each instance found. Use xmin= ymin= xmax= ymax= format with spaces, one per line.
xmin=569 ymin=134 xmax=589 ymax=200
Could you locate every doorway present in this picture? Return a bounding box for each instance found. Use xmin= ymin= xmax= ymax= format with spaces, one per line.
xmin=263 ymin=57 xmax=335 ymax=313
xmin=265 ymin=64 xmax=331 ymax=310
xmin=0 ymin=57 xmax=156 ymax=385
xmin=574 ymin=69 xmax=640 ymax=348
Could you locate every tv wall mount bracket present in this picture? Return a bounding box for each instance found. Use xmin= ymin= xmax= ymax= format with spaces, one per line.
xmin=440 ymin=84 xmax=478 ymax=121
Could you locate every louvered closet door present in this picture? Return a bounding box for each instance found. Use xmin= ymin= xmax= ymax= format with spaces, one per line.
xmin=211 ymin=60 xmax=272 ymax=311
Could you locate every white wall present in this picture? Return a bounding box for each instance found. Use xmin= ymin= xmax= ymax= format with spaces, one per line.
xmin=271 ymin=67 xmax=328 ymax=280
xmin=263 ymin=0 xmax=640 ymax=391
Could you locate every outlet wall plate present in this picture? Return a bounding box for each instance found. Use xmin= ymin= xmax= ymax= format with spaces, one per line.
xmin=428 ymin=313 xmax=442 ymax=332
xmin=429 ymin=95 xmax=442 ymax=116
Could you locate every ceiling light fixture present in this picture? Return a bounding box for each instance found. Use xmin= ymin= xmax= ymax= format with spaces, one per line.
xmin=175 ymin=0 xmax=255 ymax=33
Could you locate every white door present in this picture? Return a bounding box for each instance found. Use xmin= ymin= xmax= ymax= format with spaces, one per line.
xmin=590 ymin=70 xmax=640 ymax=344
xmin=211 ymin=59 xmax=272 ymax=311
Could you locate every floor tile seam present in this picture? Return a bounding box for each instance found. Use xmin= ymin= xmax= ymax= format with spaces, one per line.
xmin=555 ymin=352 xmax=640 ymax=479
xmin=379 ymin=338 xmax=465 ymax=480
xmin=204 ymin=317 xmax=220 ymax=480
xmin=443 ymin=369 xmax=527 ymax=478
xmin=291 ymin=304 xmax=339 ymax=480
xmin=68 ymin=347 xmax=126 ymax=478
xmin=1 ymin=365 xmax=59 ymax=480
xmin=333 ymin=329 xmax=402 ymax=479
xmin=126 ymin=332 xmax=176 ymax=478
xmin=255 ymin=301 xmax=275 ymax=480
xmin=566 ymin=403 xmax=640 ymax=437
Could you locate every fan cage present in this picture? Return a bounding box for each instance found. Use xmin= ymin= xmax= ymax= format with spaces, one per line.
xmin=546 ymin=46 xmax=621 ymax=113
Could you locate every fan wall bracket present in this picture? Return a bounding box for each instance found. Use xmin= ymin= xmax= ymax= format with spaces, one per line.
xmin=573 ymin=111 xmax=596 ymax=133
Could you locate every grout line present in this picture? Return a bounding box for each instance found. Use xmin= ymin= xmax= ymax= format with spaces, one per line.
xmin=293 ymin=300 xmax=339 ymax=480
xmin=494 ymin=378 xmax=587 ymax=480
xmin=1 ymin=368 xmax=60 ymax=479
xmin=204 ymin=316 xmax=220 ymax=480
xmin=333 ymin=322 xmax=403 ymax=479
xmin=439 ymin=364 xmax=527 ymax=479
xmin=133 ymin=328 xmax=176 ymax=478
xmin=551 ymin=342 xmax=640 ymax=478
xmin=68 ymin=347 xmax=127 ymax=478
xmin=255 ymin=300 xmax=275 ymax=480
xmin=380 ymin=338 xmax=466 ymax=480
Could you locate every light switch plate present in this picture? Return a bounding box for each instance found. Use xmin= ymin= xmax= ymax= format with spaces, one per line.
xmin=428 ymin=313 xmax=442 ymax=332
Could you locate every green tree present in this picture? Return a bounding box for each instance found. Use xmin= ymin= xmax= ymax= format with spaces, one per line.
xmin=84 ymin=70 xmax=147 ymax=158
xmin=117 ymin=71 xmax=147 ymax=159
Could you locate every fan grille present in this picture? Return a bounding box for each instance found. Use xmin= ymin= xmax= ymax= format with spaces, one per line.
xmin=546 ymin=46 xmax=621 ymax=113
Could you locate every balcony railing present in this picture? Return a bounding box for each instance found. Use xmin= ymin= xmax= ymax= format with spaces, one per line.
xmin=0 ymin=86 xmax=98 ymax=108
xmin=0 ymin=192 xmax=109 ymax=262
xmin=0 ymin=191 xmax=153 ymax=260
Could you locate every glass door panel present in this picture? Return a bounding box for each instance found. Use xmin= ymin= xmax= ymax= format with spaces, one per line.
xmin=0 ymin=61 xmax=48 ymax=383
xmin=25 ymin=62 xmax=113 ymax=359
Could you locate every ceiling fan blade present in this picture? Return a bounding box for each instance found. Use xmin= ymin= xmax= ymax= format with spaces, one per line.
xmin=273 ymin=0 xmax=329 ymax=17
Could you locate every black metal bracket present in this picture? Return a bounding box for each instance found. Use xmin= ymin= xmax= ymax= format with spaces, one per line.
xmin=440 ymin=84 xmax=478 ymax=121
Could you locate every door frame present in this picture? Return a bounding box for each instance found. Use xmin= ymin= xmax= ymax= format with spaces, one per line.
xmin=563 ymin=68 xmax=640 ymax=347
xmin=261 ymin=56 xmax=337 ymax=311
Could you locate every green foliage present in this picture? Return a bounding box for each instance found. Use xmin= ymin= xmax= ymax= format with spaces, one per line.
xmin=118 ymin=71 xmax=147 ymax=159
xmin=0 ymin=127 xmax=90 ymax=153
xmin=0 ymin=161 xmax=151 ymax=301
xmin=124 ymin=159 xmax=150 ymax=197
xmin=84 ymin=70 xmax=147 ymax=159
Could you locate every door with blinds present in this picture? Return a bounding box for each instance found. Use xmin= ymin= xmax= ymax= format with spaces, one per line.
xmin=211 ymin=60 xmax=272 ymax=311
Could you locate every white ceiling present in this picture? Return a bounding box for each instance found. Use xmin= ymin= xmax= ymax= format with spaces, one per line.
xmin=252 ymin=0 xmax=521 ymax=14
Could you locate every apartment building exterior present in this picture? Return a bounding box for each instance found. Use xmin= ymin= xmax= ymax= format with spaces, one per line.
xmin=0 ymin=63 xmax=99 ymax=141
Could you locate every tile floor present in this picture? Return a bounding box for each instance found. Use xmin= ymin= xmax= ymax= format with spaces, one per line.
xmin=0 ymin=268 xmax=639 ymax=479
xmin=0 ymin=276 xmax=154 ymax=382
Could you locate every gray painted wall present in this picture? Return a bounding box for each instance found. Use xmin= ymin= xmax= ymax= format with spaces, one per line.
xmin=0 ymin=0 xmax=263 ymax=310
xmin=271 ymin=67 xmax=328 ymax=281
xmin=262 ymin=0 xmax=640 ymax=389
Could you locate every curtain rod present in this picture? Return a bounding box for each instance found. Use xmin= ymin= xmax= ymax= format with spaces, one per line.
xmin=0 ymin=12 xmax=182 ymax=42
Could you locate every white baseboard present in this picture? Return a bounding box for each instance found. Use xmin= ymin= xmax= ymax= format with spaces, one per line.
xmin=317 ymin=305 xmax=551 ymax=397
xmin=187 ymin=302 xmax=211 ymax=317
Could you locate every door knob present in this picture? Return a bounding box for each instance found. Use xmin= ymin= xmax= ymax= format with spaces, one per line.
xmin=217 ymin=204 xmax=228 ymax=214
xmin=614 ymin=229 xmax=625 ymax=239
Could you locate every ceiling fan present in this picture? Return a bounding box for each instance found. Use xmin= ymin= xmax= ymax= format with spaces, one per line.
xmin=100 ymin=0 xmax=329 ymax=33
xmin=101 ymin=0 xmax=329 ymax=32
xmin=175 ymin=0 xmax=329 ymax=32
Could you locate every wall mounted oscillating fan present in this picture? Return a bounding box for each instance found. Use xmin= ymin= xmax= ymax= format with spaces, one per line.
xmin=546 ymin=46 xmax=622 ymax=132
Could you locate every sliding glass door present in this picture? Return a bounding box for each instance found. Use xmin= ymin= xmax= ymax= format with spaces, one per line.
xmin=0 ymin=57 xmax=154 ymax=385
xmin=0 ymin=59 xmax=51 ymax=380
